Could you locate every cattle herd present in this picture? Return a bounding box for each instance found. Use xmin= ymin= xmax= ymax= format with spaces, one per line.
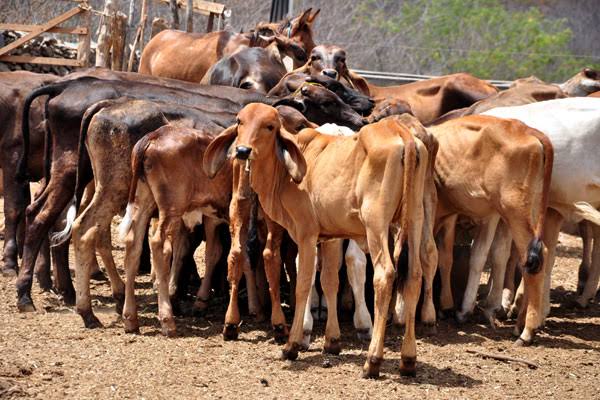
xmin=1 ymin=8 xmax=600 ymax=379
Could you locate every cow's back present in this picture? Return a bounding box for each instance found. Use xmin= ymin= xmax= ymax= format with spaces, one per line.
xmin=139 ymin=29 xmax=247 ymax=83
xmin=484 ymin=98 xmax=600 ymax=206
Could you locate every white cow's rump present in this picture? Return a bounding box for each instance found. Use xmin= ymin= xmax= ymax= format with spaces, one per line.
xmin=484 ymin=97 xmax=600 ymax=313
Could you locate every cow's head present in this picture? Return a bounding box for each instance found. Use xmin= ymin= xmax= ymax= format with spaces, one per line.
xmin=298 ymin=45 xmax=370 ymax=95
xmin=203 ymin=103 xmax=307 ymax=184
xmin=254 ymin=8 xmax=319 ymax=60
xmin=273 ymin=82 xmax=366 ymax=130
xmin=205 ymin=45 xmax=287 ymax=94
xmin=560 ymin=68 xmax=600 ymax=97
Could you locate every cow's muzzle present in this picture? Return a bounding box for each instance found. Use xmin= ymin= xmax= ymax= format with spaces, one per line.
xmin=235 ymin=146 xmax=252 ymax=160
xmin=322 ymin=69 xmax=338 ymax=79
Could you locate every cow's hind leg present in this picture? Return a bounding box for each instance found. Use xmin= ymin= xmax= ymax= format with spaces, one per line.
xmin=436 ymin=215 xmax=457 ymax=317
xmin=17 ymin=177 xmax=72 ymax=311
xmin=122 ymin=186 xmax=155 ymax=333
xmin=578 ymin=221 xmax=593 ymax=295
xmin=320 ymin=240 xmax=342 ymax=355
xmin=150 ymin=215 xmax=179 ymax=337
xmin=576 ymin=223 xmax=600 ymax=307
xmin=482 ymin=221 xmax=512 ymax=328
xmin=345 ymin=240 xmax=372 ymax=340
xmin=1 ymin=174 xmax=29 ymax=275
xmin=193 ymin=219 xmax=223 ymax=313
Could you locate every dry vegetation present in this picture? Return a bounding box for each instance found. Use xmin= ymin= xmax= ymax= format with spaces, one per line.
xmin=0 ymin=198 xmax=599 ymax=399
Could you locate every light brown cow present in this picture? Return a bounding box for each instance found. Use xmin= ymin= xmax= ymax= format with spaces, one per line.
xmin=204 ymin=103 xmax=428 ymax=378
xmin=283 ymin=44 xmax=498 ymax=125
xmin=429 ymin=115 xmax=553 ymax=345
xmin=138 ymin=9 xmax=319 ymax=83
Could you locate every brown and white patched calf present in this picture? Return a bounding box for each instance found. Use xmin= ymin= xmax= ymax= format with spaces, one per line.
xmin=204 ymin=103 xmax=429 ymax=378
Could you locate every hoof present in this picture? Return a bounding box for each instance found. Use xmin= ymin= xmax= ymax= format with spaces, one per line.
xmin=90 ymin=270 xmax=108 ymax=282
xmin=362 ymin=356 xmax=382 ymax=379
xmin=496 ymin=307 xmax=508 ymax=321
xmin=437 ymin=308 xmax=455 ymax=320
xmin=300 ymin=331 xmax=311 ymax=351
xmin=249 ymin=311 xmax=266 ymax=323
xmin=421 ymin=323 xmax=437 ymax=336
xmin=123 ymin=318 xmax=140 ymax=334
xmin=323 ymin=337 xmax=342 ymax=355
xmin=61 ymin=290 xmax=76 ymax=307
xmin=192 ymin=298 xmax=209 ymax=313
xmin=17 ymin=295 xmax=36 ymax=313
xmin=114 ymin=293 xmax=125 ymax=315
xmin=273 ymin=324 xmax=288 ymax=345
xmin=356 ymin=328 xmax=372 ymax=341
xmin=399 ymin=356 xmax=417 ymax=377
xmin=81 ymin=313 xmax=103 ymax=329
xmin=514 ymin=337 xmax=532 ymax=347
xmin=1 ymin=267 xmax=17 ymax=278
xmin=281 ymin=342 xmax=300 ymax=361
xmin=223 ymin=323 xmax=239 ymax=341
xmin=160 ymin=317 xmax=177 ymax=337
xmin=507 ymin=306 xmax=519 ymax=320
xmin=455 ymin=311 xmax=470 ymax=325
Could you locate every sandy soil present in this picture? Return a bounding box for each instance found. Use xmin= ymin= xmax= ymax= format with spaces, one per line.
xmin=1 ymin=201 xmax=599 ymax=399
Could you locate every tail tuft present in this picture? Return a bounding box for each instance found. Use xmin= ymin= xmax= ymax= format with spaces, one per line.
xmin=524 ymin=237 xmax=544 ymax=274
xmin=50 ymin=200 xmax=77 ymax=247
xmin=118 ymin=203 xmax=134 ymax=241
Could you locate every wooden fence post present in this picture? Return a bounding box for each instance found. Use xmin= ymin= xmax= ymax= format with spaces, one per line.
xmin=95 ymin=0 xmax=116 ymax=68
xmin=111 ymin=12 xmax=127 ymax=70
xmin=77 ymin=7 xmax=91 ymax=67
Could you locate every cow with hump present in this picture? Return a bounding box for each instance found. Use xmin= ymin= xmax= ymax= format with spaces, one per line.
xmin=204 ymin=103 xmax=429 ymax=379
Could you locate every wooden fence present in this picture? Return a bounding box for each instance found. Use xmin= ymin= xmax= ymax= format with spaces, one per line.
xmin=0 ymin=4 xmax=91 ymax=68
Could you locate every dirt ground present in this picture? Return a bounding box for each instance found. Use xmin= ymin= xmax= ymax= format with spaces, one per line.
xmin=1 ymin=200 xmax=599 ymax=400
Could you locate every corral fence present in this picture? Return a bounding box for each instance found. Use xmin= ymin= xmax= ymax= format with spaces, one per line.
xmin=0 ymin=3 xmax=91 ymax=68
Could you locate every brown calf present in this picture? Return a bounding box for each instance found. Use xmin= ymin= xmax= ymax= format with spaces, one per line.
xmin=429 ymin=115 xmax=553 ymax=345
xmin=139 ymin=9 xmax=319 ymax=82
xmin=204 ymin=103 xmax=428 ymax=378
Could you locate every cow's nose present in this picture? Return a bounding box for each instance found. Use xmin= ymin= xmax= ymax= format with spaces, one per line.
xmin=322 ymin=69 xmax=338 ymax=79
xmin=235 ymin=146 xmax=252 ymax=160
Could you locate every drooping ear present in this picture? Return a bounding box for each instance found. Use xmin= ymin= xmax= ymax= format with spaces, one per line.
xmin=307 ymin=9 xmax=320 ymax=24
xmin=203 ymin=125 xmax=238 ymax=178
xmin=265 ymin=41 xmax=283 ymax=64
xmin=298 ymin=8 xmax=313 ymax=26
xmin=584 ymin=68 xmax=598 ymax=80
xmin=344 ymin=70 xmax=371 ymax=96
xmin=276 ymin=128 xmax=307 ymax=183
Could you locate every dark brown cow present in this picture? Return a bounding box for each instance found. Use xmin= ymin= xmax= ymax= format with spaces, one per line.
xmin=15 ymin=75 xmax=273 ymax=312
xmin=0 ymin=72 xmax=57 ymax=277
xmin=201 ymin=44 xmax=289 ymax=94
xmin=139 ymin=9 xmax=319 ymax=83
xmin=288 ymin=44 xmax=499 ymax=125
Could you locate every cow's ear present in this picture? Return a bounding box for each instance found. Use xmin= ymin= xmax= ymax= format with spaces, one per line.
xmin=276 ymin=128 xmax=307 ymax=183
xmin=345 ymin=70 xmax=371 ymax=96
xmin=307 ymin=9 xmax=320 ymax=24
xmin=203 ymin=125 xmax=237 ymax=178
xmin=298 ymin=8 xmax=313 ymax=26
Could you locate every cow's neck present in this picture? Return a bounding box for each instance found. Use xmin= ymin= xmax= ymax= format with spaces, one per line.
xmin=247 ymin=155 xmax=315 ymax=243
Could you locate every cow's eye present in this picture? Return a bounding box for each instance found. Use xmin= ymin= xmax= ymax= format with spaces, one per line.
xmin=311 ymin=55 xmax=320 ymax=62
xmin=240 ymin=81 xmax=254 ymax=90
xmin=266 ymin=124 xmax=275 ymax=131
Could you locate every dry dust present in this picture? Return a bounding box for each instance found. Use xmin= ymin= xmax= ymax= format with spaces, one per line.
xmin=0 ymin=198 xmax=599 ymax=399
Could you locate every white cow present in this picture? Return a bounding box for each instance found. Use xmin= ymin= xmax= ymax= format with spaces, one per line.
xmin=481 ymin=97 xmax=600 ymax=320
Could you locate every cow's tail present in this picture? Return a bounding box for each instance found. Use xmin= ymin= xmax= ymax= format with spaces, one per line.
xmin=525 ymin=129 xmax=554 ymax=274
xmin=396 ymin=123 xmax=417 ymax=247
xmin=16 ymin=82 xmax=69 ymax=182
xmin=49 ymin=99 xmax=119 ymax=247
xmin=119 ymin=133 xmax=154 ymax=241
